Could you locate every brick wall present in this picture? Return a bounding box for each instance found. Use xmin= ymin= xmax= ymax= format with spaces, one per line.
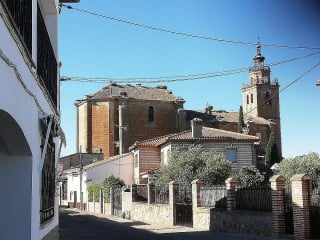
xmin=137 ymin=147 xmax=161 ymax=184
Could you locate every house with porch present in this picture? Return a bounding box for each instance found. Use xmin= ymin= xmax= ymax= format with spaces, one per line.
xmin=0 ymin=0 xmax=78 ymax=239
xmin=130 ymin=118 xmax=259 ymax=184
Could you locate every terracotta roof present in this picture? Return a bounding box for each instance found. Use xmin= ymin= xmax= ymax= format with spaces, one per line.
xmin=89 ymin=83 xmax=184 ymax=102
xmin=130 ymin=127 xmax=259 ymax=149
xmin=186 ymin=110 xmax=271 ymax=126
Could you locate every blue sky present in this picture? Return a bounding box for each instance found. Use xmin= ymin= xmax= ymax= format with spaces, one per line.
xmin=59 ymin=0 xmax=320 ymax=158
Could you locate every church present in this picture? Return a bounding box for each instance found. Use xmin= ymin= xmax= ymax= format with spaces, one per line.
xmin=75 ymin=44 xmax=282 ymax=166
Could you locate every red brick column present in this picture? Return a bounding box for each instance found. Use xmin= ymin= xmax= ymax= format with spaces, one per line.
xmin=290 ymin=174 xmax=312 ymax=240
xmin=169 ymin=181 xmax=178 ymax=225
xmin=225 ymin=177 xmax=238 ymax=211
xmin=270 ymin=175 xmax=286 ymax=238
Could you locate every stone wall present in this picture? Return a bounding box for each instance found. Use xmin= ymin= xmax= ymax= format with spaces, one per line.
xmin=210 ymin=209 xmax=272 ymax=236
xmin=129 ymin=203 xmax=170 ymax=225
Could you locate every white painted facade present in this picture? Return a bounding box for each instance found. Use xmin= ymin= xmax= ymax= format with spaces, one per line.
xmin=62 ymin=153 xmax=134 ymax=208
xmin=0 ymin=1 xmax=63 ymax=239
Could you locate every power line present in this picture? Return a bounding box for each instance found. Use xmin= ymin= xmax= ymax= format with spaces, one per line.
xmin=61 ymin=51 xmax=320 ymax=84
xmin=61 ymin=4 xmax=320 ymax=50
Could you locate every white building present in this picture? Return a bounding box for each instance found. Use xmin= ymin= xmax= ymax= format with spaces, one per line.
xmin=60 ymin=153 xmax=133 ymax=208
xmin=0 ymin=1 xmax=77 ymax=239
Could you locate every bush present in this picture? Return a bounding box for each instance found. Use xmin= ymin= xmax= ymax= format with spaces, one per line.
xmin=102 ymin=175 xmax=125 ymax=202
xmin=237 ymin=165 xmax=265 ymax=187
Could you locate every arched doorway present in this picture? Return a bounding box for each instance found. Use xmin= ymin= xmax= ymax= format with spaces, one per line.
xmin=0 ymin=109 xmax=32 ymax=240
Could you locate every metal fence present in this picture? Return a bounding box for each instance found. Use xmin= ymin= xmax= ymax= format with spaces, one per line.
xmin=236 ymin=185 xmax=272 ymax=212
xmin=154 ymin=185 xmax=169 ymax=204
xmin=177 ymin=185 xmax=192 ymax=204
xmin=136 ymin=184 xmax=148 ymax=202
xmin=200 ymin=185 xmax=227 ymax=208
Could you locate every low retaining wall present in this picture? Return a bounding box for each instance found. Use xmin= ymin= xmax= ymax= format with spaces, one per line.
xmin=210 ymin=209 xmax=272 ymax=237
xmin=129 ymin=203 xmax=170 ymax=225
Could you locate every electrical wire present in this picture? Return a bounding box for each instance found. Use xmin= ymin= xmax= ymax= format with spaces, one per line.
xmin=61 ymin=51 xmax=320 ymax=84
xmin=61 ymin=4 xmax=320 ymax=50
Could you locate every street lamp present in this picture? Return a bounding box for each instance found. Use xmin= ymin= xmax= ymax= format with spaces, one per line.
xmin=316 ymin=79 xmax=320 ymax=86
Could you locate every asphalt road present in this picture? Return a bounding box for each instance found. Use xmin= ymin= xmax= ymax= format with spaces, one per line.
xmin=59 ymin=208 xmax=281 ymax=240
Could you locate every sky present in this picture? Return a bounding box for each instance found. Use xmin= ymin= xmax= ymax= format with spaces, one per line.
xmin=59 ymin=0 xmax=320 ymax=159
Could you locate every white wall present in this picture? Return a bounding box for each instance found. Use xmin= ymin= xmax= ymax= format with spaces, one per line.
xmin=0 ymin=0 xmax=60 ymax=239
xmin=86 ymin=154 xmax=134 ymax=187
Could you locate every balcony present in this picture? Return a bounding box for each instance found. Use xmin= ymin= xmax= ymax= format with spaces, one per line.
xmin=1 ymin=0 xmax=32 ymax=55
xmin=37 ymin=4 xmax=58 ymax=108
xmin=1 ymin=0 xmax=58 ymax=109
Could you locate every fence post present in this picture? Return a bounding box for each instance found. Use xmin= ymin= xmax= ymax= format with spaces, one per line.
xmin=192 ymin=179 xmax=203 ymax=208
xmin=110 ymin=187 xmax=114 ymax=216
xmin=148 ymin=182 xmax=155 ymax=204
xmin=192 ymin=179 xmax=204 ymax=229
xmin=290 ymin=173 xmax=312 ymax=240
xmin=131 ymin=183 xmax=137 ymax=202
xmin=270 ymin=175 xmax=286 ymax=238
xmin=225 ymin=177 xmax=238 ymax=211
xmin=169 ymin=181 xmax=178 ymax=225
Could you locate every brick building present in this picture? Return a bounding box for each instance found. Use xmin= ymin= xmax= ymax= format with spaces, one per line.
xmin=185 ymin=44 xmax=282 ymax=164
xmin=75 ymin=83 xmax=186 ymax=159
xmin=76 ymin=44 xmax=281 ymax=166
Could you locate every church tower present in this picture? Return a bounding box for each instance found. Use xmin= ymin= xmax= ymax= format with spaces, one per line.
xmin=242 ymin=43 xmax=282 ymax=158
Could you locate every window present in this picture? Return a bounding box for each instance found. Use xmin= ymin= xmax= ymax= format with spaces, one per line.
xmin=251 ymin=93 xmax=254 ymax=103
xmin=247 ymin=95 xmax=249 ymax=104
xmin=148 ymin=106 xmax=154 ymax=122
xmin=40 ymin=141 xmax=55 ymax=224
xmin=226 ymin=148 xmax=237 ymax=163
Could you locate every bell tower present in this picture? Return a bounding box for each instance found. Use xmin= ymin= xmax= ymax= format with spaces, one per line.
xmin=242 ymin=43 xmax=282 ymax=157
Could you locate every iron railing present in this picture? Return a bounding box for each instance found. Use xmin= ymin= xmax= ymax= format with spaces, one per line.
xmin=154 ymin=185 xmax=169 ymax=204
xmin=37 ymin=4 xmax=58 ymax=108
xmin=236 ymin=185 xmax=272 ymax=212
xmin=40 ymin=142 xmax=56 ymax=224
xmin=1 ymin=0 xmax=32 ymax=55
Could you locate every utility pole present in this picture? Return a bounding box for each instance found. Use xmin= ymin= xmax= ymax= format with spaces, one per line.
xmin=79 ymin=145 xmax=83 ymax=210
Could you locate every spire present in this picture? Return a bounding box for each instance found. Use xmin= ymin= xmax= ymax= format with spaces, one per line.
xmin=253 ymin=41 xmax=265 ymax=68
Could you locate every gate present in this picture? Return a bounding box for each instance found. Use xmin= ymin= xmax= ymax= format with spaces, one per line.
xmin=284 ymin=185 xmax=293 ymax=235
xmin=310 ymin=206 xmax=320 ymax=238
xmin=310 ymin=188 xmax=320 ymax=238
xmin=113 ymin=188 xmax=122 ymax=217
xmin=176 ymin=185 xmax=193 ymax=227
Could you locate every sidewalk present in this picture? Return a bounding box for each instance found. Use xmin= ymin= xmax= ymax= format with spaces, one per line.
xmin=63 ymin=208 xmax=288 ymax=240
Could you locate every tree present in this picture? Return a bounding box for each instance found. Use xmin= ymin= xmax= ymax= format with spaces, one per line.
xmin=279 ymin=152 xmax=320 ymax=189
xmin=102 ymin=175 xmax=125 ymax=202
xmin=265 ymin=132 xmax=280 ymax=166
xmin=236 ymin=165 xmax=265 ymax=187
xmin=237 ymin=105 xmax=245 ymax=133
xmin=157 ymin=145 xmax=231 ymax=186
xmin=279 ymin=152 xmax=320 ymax=205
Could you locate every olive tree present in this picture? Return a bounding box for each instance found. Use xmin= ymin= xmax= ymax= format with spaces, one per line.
xmin=157 ymin=145 xmax=231 ymax=186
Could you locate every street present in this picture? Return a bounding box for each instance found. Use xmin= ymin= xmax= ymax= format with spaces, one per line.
xmin=59 ymin=208 xmax=280 ymax=240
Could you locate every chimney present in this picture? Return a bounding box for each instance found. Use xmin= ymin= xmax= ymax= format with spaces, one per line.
xmin=191 ymin=118 xmax=203 ymax=138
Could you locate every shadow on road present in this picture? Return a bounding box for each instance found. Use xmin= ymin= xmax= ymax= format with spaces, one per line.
xmin=59 ymin=208 xmax=280 ymax=240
